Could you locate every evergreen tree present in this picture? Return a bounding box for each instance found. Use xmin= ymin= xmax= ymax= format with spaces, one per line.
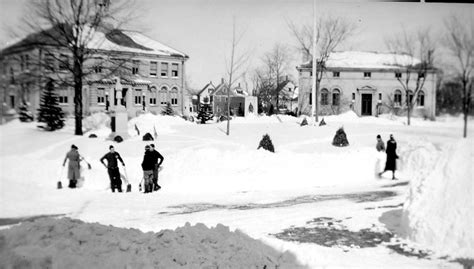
xmin=19 ymin=103 xmax=34 ymax=122
xmin=197 ymin=103 xmax=213 ymax=124
xmin=161 ymin=102 xmax=174 ymax=116
xmin=300 ymin=117 xmax=308 ymax=126
xmin=37 ymin=80 xmax=65 ymax=131
xmin=257 ymin=134 xmax=275 ymax=152
xmin=332 ymin=127 xmax=349 ymax=147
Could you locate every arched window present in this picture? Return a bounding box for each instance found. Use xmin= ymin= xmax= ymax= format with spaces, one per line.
xmin=417 ymin=90 xmax=425 ymax=107
xmin=394 ymin=89 xmax=402 ymax=107
xmin=149 ymin=87 xmax=157 ymax=105
xmin=170 ymin=86 xmax=179 ymax=106
xmin=321 ymin=88 xmax=329 ymax=105
xmin=332 ymin=88 xmax=340 ymax=106
xmin=159 ymin=86 xmax=168 ymax=105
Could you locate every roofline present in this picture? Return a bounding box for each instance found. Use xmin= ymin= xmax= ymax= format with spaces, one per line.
xmin=296 ymin=65 xmax=439 ymax=73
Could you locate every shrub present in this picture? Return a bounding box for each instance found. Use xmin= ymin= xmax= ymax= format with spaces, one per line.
xmin=142 ymin=133 xmax=154 ymax=141
xmin=319 ymin=118 xmax=326 ymax=126
xmin=114 ymin=135 xmax=123 ymax=143
xmin=257 ymin=134 xmax=275 ymax=153
xmin=88 ymin=134 xmax=97 ymax=138
xmin=332 ymin=127 xmax=349 ymax=147
xmin=300 ymin=117 xmax=308 ymax=126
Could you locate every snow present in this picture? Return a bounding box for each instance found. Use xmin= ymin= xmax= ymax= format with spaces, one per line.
xmin=303 ymin=51 xmax=421 ymax=69
xmin=0 ymin=112 xmax=472 ymax=268
xmin=401 ymin=139 xmax=474 ymax=258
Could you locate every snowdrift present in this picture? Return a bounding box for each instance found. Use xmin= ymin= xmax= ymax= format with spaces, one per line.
xmin=401 ymin=139 xmax=474 ymax=258
xmin=0 ymin=217 xmax=306 ymax=269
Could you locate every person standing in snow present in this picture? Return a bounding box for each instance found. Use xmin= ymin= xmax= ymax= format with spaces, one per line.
xmin=379 ymin=134 xmax=398 ymax=180
xmin=141 ymin=145 xmax=155 ymax=193
xmin=375 ymin=134 xmax=386 ymax=177
xmin=376 ymin=135 xmax=385 ymax=152
xmin=150 ymin=143 xmax=164 ymax=191
xmin=62 ymin=144 xmax=83 ymax=188
xmin=100 ymin=145 xmax=125 ymax=192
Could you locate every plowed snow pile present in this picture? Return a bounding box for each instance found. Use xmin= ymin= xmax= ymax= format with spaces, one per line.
xmin=0 ymin=217 xmax=306 ymax=269
xmin=402 ymin=139 xmax=474 ymax=258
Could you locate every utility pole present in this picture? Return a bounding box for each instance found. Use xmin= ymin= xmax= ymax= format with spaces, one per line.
xmin=311 ymin=0 xmax=318 ymax=124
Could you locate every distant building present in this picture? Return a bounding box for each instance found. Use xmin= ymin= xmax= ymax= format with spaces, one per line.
xmin=277 ymin=78 xmax=298 ymax=114
xmin=0 ymin=24 xmax=189 ymax=123
xmin=197 ymin=78 xmax=257 ymax=117
xmin=297 ymin=51 xmax=437 ymax=118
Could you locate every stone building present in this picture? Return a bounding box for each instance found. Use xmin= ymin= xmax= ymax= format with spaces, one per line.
xmin=297 ymin=51 xmax=437 ymax=118
xmin=0 ymin=25 xmax=189 ymax=123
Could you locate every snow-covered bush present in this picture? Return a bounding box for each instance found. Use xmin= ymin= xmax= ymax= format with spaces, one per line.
xmin=257 ymin=134 xmax=275 ymax=153
xmin=142 ymin=133 xmax=154 ymax=141
xmin=332 ymin=127 xmax=349 ymax=147
xmin=300 ymin=117 xmax=308 ymax=126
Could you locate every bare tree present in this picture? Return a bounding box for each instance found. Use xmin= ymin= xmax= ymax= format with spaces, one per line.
xmin=288 ymin=15 xmax=355 ymax=120
xmin=260 ymin=43 xmax=292 ymax=112
xmin=17 ymin=0 xmax=135 ymax=135
xmin=386 ymin=27 xmax=436 ymax=126
xmin=225 ymin=17 xmax=249 ymax=136
xmin=443 ymin=15 xmax=473 ymax=138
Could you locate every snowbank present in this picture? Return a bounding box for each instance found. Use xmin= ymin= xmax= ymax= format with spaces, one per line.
xmin=128 ymin=113 xmax=190 ymax=136
xmin=0 ymin=217 xmax=306 ymax=269
xmin=401 ymin=139 xmax=474 ymax=258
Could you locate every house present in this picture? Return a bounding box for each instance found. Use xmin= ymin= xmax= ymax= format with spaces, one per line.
xmin=297 ymin=51 xmax=437 ymax=118
xmin=277 ymin=79 xmax=298 ymax=113
xmin=197 ymin=78 xmax=257 ymax=117
xmin=0 ymin=24 xmax=189 ymax=122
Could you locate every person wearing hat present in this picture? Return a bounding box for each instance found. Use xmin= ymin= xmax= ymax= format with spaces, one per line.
xmin=100 ymin=145 xmax=125 ymax=192
xmin=149 ymin=144 xmax=164 ymax=191
xmin=63 ymin=144 xmax=83 ymax=188
xmin=379 ymin=134 xmax=398 ymax=180
xmin=141 ymin=145 xmax=155 ymax=193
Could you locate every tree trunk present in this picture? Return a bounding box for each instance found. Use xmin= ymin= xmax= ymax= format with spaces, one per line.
xmin=74 ymin=54 xmax=83 ymax=136
xmin=407 ymin=106 xmax=411 ymax=126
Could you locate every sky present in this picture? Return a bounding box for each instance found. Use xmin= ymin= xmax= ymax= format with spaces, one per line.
xmin=0 ymin=0 xmax=473 ymax=90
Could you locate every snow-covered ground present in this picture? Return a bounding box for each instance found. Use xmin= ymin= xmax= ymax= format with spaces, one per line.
xmin=0 ymin=112 xmax=472 ymax=268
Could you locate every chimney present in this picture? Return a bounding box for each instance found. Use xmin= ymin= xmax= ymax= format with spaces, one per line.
xmin=221 ymin=78 xmax=224 ymax=84
xmin=286 ymin=75 xmax=288 ymax=81
xmin=238 ymin=83 xmax=241 ymax=88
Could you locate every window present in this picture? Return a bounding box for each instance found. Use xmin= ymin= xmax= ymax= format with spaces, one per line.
xmin=394 ymin=90 xmax=402 ymax=107
xmin=59 ymin=54 xmax=69 ymax=71
xmin=171 ymin=63 xmax=179 ymax=77
xmin=161 ymin=62 xmax=168 ymax=77
xmin=160 ymin=86 xmax=168 ymax=105
xmin=150 ymin=61 xmax=157 ymax=76
xmin=132 ymin=60 xmax=140 ymax=75
xmin=352 ymin=93 xmax=355 ymax=101
xmin=333 ymin=72 xmax=340 ymax=78
xmin=170 ymin=87 xmax=178 ymax=105
xmin=20 ymin=55 xmax=30 ymax=71
xmin=10 ymin=95 xmax=15 ymax=108
xmin=309 ymin=92 xmax=312 ymax=105
xmin=134 ymin=89 xmax=142 ymax=105
xmin=395 ymin=72 xmax=402 ymax=78
xmin=321 ymin=88 xmax=329 ymax=105
xmin=58 ymin=89 xmax=68 ymax=104
xmin=332 ymin=89 xmax=340 ymax=106
xmin=45 ymin=53 xmax=55 ymax=72
xmin=94 ymin=66 xmax=102 ymax=73
xmin=97 ymin=88 xmax=105 ymax=104
xmin=364 ymin=72 xmax=371 ymax=78
xmin=417 ymin=91 xmax=425 ymax=107
xmin=149 ymin=87 xmax=157 ymax=105
xmin=379 ymin=93 xmax=382 ymax=101
xmin=25 ymin=54 xmax=29 ymax=70
xmin=309 ymin=71 xmax=313 ymax=77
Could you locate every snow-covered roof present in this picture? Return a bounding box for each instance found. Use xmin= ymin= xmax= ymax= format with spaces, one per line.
xmin=0 ymin=25 xmax=188 ymax=59
xmin=299 ymin=51 xmax=421 ymax=70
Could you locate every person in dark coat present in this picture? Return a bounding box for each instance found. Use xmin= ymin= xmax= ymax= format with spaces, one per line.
xmin=379 ymin=134 xmax=398 ymax=180
xmin=150 ymin=144 xmax=164 ymax=191
xmin=100 ymin=145 xmax=125 ymax=192
xmin=63 ymin=144 xmax=83 ymax=188
xmin=141 ymin=145 xmax=155 ymax=193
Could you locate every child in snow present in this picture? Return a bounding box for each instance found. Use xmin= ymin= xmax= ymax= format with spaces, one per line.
xmin=100 ymin=145 xmax=125 ymax=192
xmin=375 ymin=135 xmax=386 ymax=178
xmin=379 ymin=134 xmax=398 ymax=180
xmin=141 ymin=145 xmax=155 ymax=193
xmin=62 ymin=144 xmax=83 ymax=188
xmin=150 ymin=144 xmax=164 ymax=191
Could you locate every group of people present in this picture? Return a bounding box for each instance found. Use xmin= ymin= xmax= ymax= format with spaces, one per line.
xmin=62 ymin=143 xmax=164 ymax=193
xmin=376 ymin=134 xmax=399 ymax=180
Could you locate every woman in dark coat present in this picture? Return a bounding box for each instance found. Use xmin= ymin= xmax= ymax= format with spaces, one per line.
xmin=379 ymin=134 xmax=398 ymax=180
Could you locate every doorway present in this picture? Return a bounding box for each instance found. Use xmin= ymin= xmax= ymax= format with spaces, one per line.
xmin=361 ymin=94 xmax=372 ymax=116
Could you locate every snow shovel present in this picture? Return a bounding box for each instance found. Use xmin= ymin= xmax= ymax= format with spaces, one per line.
xmin=57 ymin=166 xmax=64 ymax=189
xmin=122 ymin=165 xmax=132 ymax=192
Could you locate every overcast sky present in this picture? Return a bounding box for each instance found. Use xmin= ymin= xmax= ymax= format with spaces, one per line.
xmin=0 ymin=0 xmax=472 ymax=90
